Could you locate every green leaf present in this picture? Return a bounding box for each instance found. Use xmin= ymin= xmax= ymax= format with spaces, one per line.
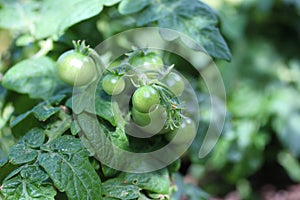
xmin=2 ymin=57 xmax=63 ymax=100
xmin=20 ymin=165 xmax=49 ymax=184
xmin=0 ymin=158 xmax=7 ymax=167
xmin=72 ymin=80 xmax=123 ymax=127
xmin=95 ymin=86 xmax=116 ymax=126
xmin=171 ymin=173 xmax=209 ymax=200
xmin=10 ymin=110 xmax=33 ymax=128
xmin=228 ymin=83 xmax=268 ymax=118
xmin=102 ymin=164 xmax=119 ymax=178
xmin=44 ymin=111 xmax=72 ymax=140
xmin=118 ymin=0 xmax=151 ymax=14
xmin=40 ymin=135 xmax=84 ymax=153
xmin=0 ymin=161 xmax=19 ymax=184
xmin=34 ymin=0 xmax=104 ymax=39
xmin=72 ymin=83 xmax=97 ymax=114
xmin=102 ymin=178 xmax=140 ymax=200
xmin=273 ymin=112 xmax=300 ymax=156
xmin=8 ymin=144 xmax=38 ymax=165
xmin=119 ymin=169 xmax=170 ymax=194
xmin=1 ymin=176 xmax=56 ymax=200
xmin=0 ymin=1 xmax=38 ymax=30
xmin=70 ymin=120 xmax=81 ymax=136
xmin=128 ymin=0 xmax=231 ymax=60
xmin=0 ymin=0 xmax=105 ymax=40
xmin=278 ymin=151 xmax=300 ymax=182
xmin=32 ymin=105 xmax=60 ymax=122
xmin=184 ymin=183 xmax=210 ymax=200
xmin=19 ymin=128 xmax=45 ymax=148
xmin=38 ymin=136 xmax=102 ymax=200
xmin=111 ymin=126 xmax=129 ymax=150
xmin=3 ymin=166 xmax=24 ymax=183
xmin=11 ymin=94 xmax=66 ymax=126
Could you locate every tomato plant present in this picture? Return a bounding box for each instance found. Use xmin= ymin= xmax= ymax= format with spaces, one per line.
xmin=0 ymin=0 xmax=233 ymax=199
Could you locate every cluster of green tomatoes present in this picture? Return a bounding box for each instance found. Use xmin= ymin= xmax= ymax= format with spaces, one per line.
xmin=56 ymin=41 xmax=196 ymax=144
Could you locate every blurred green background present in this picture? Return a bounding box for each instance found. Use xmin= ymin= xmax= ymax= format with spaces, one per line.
xmin=187 ymin=0 xmax=300 ymax=199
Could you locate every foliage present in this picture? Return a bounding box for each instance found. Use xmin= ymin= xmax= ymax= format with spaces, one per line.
xmin=0 ymin=0 xmax=229 ymax=199
xmin=188 ymin=0 xmax=300 ymax=198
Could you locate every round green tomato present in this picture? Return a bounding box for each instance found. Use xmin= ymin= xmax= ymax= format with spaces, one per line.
xmin=132 ymin=105 xmax=167 ymax=134
xmin=162 ymin=72 xmax=184 ymax=97
xmin=164 ymin=117 xmax=196 ymax=144
xmin=132 ymin=85 xmax=160 ymax=113
xmin=129 ymin=52 xmax=164 ymax=72
xmin=56 ymin=50 xmax=96 ymax=86
xmin=102 ymin=74 xmax=125 ymax=95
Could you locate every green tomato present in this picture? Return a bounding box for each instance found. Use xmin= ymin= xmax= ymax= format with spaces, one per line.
xmin=162 ymin=72 xmax=184 ymax=97
xmin=164 ymin=117 xmax=196 ymax=144
xmin=56 ymin=50 xmax=96 ymax=86
xmin=132 ymin=85 xmax=160 ymax=113
xmin=132 ymin=105 xmax=167 ymax=134
xmin=102 ymin=74 xmax=125 ymax=95
xmin=129 ymin=52 xmax=164 ymax=72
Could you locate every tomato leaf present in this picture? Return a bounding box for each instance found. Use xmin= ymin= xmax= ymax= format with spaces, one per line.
xmin=171 ymin=173 xmax=210 ymax=200
xmin=0 ymin=0 xmax=104 ymax=40
xmin=0 ymin=0 xmax=38 ymax=31
xmin=102 ymin=178 xmax=140 ymax=199
xmin=70 ymin=120 xmax=81 ymax=136
xmin=11 ymin=96 xmax=65 ymax=125
xmin=118 ymin=169 xmax=170 ymax=194
xmin=95 ymin=85 xmax=117 ymax=126
xmin=0 ymin=161 xmax=19 ymax=184
xmin=118 ymin=0 xmax=151 ymax=15
xmin=19 ymin=128 xmax=45 ymax=148
xmin=20 ymin=165 xmax=49 ymax=184
xmin=43 ymin=111 xmax=72 ymax=140
xmin=1 ymin=175 xmax=56 ymax=200
xmin=278 ymin=151 xmax=300 ymax=182
xmin=120 ymin=0 xmax=231 ymax=61
xmin=38 ymin=135 xmax=102 ymax=200
xmin=273 ymin=112 xmax=300 ymax=156
xmin=8 ymin=144 xmax=38 ymax=165
xmin=35 ymin=0 xmax=106 ymax=39
xmin=2 ymin=57 xmax=64 ymax=100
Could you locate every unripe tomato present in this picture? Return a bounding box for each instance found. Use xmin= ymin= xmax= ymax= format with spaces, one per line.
xmin=162 ymin=72 xmax=184 ymax=97
xmin=164 ymin=117 xmax=196 ymax=144
xmin=56 ymin=50 xmax=96 ymax=86
xmin=129 ymin=52 xmax=164 ymax=73
xmin=102 ymin=74 xmax=125 ymax=95
xmin=132 ymin=105 xmax=167 ymax=134
xmin=132 ymin=85 xmax=160 ymax=113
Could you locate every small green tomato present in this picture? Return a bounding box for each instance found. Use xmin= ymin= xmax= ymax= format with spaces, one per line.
xmin=132 ymin=105 xmax=167 ymax=134
xmin=102 ymin=74 xmax=125 ymax=95
xmin=162 ymin=72 xmax=184 ymax=97
xmin=132 ymin=85 xmax=160 ymax=113
xmin=56 ymin=50 xmax=96 ymax=86
xmin=164 ymin=117 xmax=196 ymax=144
